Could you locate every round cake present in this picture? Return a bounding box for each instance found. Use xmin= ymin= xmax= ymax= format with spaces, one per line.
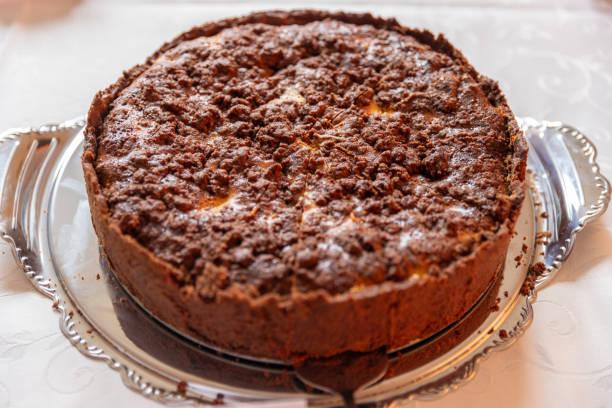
xmin=82 ymin=10 xmax=528 ymax=362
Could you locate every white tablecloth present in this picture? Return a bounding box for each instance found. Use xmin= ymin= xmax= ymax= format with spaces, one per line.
xmin=1 ymin=1 xmax=611 ymax=407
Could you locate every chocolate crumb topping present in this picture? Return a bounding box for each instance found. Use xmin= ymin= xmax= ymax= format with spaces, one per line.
xmin=92 ymin=14 xmax=523 ymax=299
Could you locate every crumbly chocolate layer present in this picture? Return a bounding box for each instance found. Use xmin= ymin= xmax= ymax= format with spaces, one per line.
xmin=95 ymin=18 xmax=518 ymax=297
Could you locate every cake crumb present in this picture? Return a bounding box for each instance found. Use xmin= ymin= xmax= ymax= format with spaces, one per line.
xmin=519 ymin=262 xmax=546 ymax=296
xmin=177 ymin=381 xmax=187 ymax=394
xmin=540 ymin=212 xmax=548 ymax=219
xmin=504 ymin=291 xmax=508 ymax=298
xmin=529 ymin=261 xmax=546 ymax=276
xmin=535 ymin=231 xmax=552 ymax=246
xmin=213 ymin=393 xmax=224 ymax=405
xmin=487 ymin=328 xmax=494 ymax=335
xmin=96 ymin=274 xmax=100 ymax=280
xmin=514 ymin=253 xmax=523 ymax=268
xmin=520 ymin=275 xmax=535 ymax=295
xmin=499 ymin=329 xmax=509 ymax=339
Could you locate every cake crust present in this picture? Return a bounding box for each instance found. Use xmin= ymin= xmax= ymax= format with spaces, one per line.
xmin=82 ymin=10 xmax=527 ymax=361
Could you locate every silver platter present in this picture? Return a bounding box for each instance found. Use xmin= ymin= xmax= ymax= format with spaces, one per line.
xmin=0 ymin=117 xmax=609 ymax=406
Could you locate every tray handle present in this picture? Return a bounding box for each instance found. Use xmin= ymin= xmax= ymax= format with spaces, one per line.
xmin=519 ymin=117 xmax=611 ymax=288
xmin=0 ymin=118 xmax=85 ymax=293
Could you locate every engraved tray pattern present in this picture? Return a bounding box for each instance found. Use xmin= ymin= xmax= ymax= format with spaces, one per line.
xmin=0 ymin=117 xmax=609 ymax=406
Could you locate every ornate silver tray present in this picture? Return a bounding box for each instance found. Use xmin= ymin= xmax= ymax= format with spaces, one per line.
xmin=0 ymin=117 xmax=609 ymax=406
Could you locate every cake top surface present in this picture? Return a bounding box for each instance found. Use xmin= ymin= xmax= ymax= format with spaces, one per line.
xmin=93 ymin=16 xmax=521 ymax=298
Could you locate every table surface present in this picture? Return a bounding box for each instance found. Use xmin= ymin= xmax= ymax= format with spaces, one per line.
xmin=1 ymin=1 xmax=611 ymax=407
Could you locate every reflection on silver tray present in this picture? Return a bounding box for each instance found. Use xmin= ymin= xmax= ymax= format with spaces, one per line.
xmin=0 ymin=117 xmax=609 ymax=406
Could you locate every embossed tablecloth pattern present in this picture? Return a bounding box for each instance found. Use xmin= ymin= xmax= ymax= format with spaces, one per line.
xmin=1 ymin=1 xmax=611 ymax=407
